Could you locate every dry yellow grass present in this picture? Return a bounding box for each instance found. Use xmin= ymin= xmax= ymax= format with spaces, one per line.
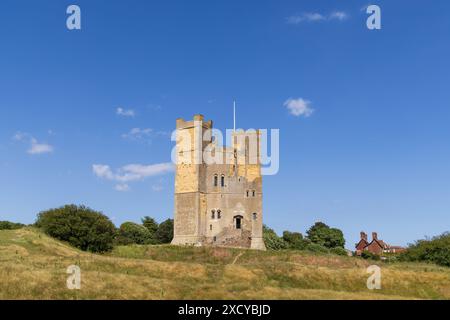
xmin=0 ymin=228 xmax=449 ymax=300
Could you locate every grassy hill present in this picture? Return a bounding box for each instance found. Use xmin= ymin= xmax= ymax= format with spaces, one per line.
xmin=0 ymin=228 xmax=449 ymax=299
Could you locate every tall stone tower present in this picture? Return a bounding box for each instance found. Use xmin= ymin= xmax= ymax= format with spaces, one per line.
xmin=171 ymin=114 xmax=266 ymax=250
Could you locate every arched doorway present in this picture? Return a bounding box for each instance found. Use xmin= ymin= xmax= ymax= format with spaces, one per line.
xmin=233 ymin=215 xmax=243 ymax=229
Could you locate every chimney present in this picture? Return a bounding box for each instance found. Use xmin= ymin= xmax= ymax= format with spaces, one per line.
xmin=360 ymin=232 xmax=367 ymax=241
xmin=372 ymin=232 xmax=378 ymax=241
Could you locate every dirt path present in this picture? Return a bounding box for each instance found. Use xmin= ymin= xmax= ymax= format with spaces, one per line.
xmin=231 ymin=252 xmax=244 ymax=264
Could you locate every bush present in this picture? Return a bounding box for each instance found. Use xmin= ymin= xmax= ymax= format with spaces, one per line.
xmin=306 ymin=243 xmax=330 ymax=254
xmin=35 ymin=204 xmax=116 ymax=253
xmin=361 ymin=251 xmax=381 ymax=261
xmin=263 ymin=225 xmax=288 ymax=250
xmin=282 ymin=231 xmax=309 ymax=250
xmin=306 ymin=222 xmax=345 ymax=249
xmin=116 ymin=222 xmax=154 ymax=245
xmin=0 ymin=221 xmax=25 ymax=230
xmin=154 ymin=219 xmax=174 ymax=244
xmin=399 ymin=232 xmax=450 ymax=267
xmin=330 ymin=247 xmax=349 ymax=256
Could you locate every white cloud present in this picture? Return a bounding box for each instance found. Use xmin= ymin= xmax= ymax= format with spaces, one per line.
xmin=93 ymin=162 xmax=174 ymax=185
xmin=116 ymin=107 xmax=135 ymax=117
xmin=284 ymin=98 xmax=314 ymax=117
xmin=329 ymin=11 xmax=348 ymax=21
xmin=122 ymin=128 xmax=169 ymax=142
xmin=28 ymin=138 xmax=54 ymax=154
xmin=287 ymin=11 xmax=348 ymax=24
xmin=92 ymin=164 xmax=115 ymax=180
xmin=287 ymin=13 xmax=325 ymax=24
xmin=121 ymin=128 xmax=153 ymax=140
xmin=115 ymin=184 xmax=130 ymax=192
xmin=13 ymin=132 xmax=54 ymax=155
xmin=121 ymin=163 xmax=174 ymax=180
xmin=13 ymin=132 xmax=27 ymax=141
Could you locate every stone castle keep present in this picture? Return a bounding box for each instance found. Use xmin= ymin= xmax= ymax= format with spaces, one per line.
xmin=171 ymin=114 xmax=266 ymax=250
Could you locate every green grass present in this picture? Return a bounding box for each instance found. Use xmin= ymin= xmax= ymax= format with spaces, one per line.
xmin=0 ymin=227 xmax=449 ymax=299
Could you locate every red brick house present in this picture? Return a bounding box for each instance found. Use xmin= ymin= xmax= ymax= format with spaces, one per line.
xmin=355 ymin=232 xmax=369 ymax=255
xmin=355 ymin=232 xmax=406 ymax=256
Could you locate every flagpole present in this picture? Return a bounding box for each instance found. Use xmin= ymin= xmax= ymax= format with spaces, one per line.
xmin=233 ymin=99 xmax=236 ymax=132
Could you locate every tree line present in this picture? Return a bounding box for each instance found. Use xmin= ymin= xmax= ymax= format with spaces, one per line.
xmin=0 ymin=221 xmax=25 ymax=230
xmin=263 ymin=222 xmax=348 ymax=256
xmin=2 ymin=204 xmax=449 ymax=267
xmin=34 ymin=204 xmax=173 ymax=252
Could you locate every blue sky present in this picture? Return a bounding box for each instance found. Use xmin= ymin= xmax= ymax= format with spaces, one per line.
xmin=1 ymin=0 xmax=449 ymax=248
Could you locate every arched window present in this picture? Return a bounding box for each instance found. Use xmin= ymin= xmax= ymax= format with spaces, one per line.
xmin=213 ymin=175 xmax=218 ymax=187
xmin=252 ymin=190 xmax=256 ymax=197
xmin=252 ymin=213 xmax=257 ymax=220
xmin=221 ymin=175 xmax=225 ymax=187
xmin=246 ymin=190 xmax=249 ymax=197
xmin=211 ymin=209 xmax=215 ymax=219
xmin=217 ymin=210 xmax=221 ymax=219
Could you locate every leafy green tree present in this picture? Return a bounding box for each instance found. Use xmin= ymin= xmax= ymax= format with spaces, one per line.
xmin=0 ymin=221 xmax=25 ymax=230
xmin=306 ymin=222 xmax=345 ymax=249
xmin=282 ymin=231 xmax=308 ymax=250
xmin=117 ymin=222 xmax=153 ymax=245
xmin=141 ymin=216 xmax=159 ymax=242
xmin=263 ymin=225 xmax=288 ymax=250
xmin=399 ymin=232 xmax=450 ymax=267
xmin=142 ymin=216 xmax=159 ymax=234
xmin=35 ymin=204 xmax=116 ymax=253
xmin=154 ymin=219 xmax=174 ymax=244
